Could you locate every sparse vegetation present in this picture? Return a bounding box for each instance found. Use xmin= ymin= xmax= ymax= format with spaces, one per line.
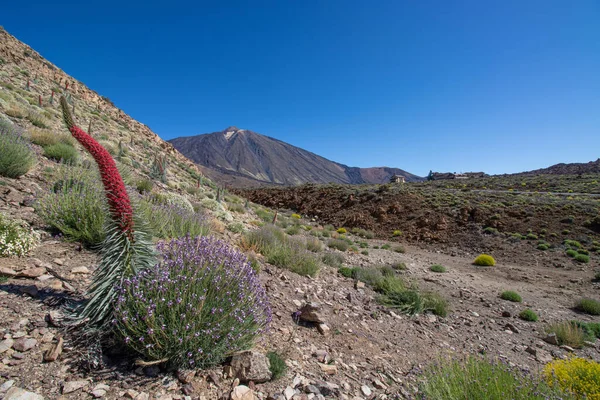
xmin=500 ymin=290 xmax=522 ymax=302
xmin=0 ymin=212 xmax=39 ymax=257
xmin=43 ymin=143 xmax=79 ymax=164
xmin=545 ymin=322 xmax=587 ymax=348
xmin=322 ymin=252 xmax=344 ymax=268
xmin=267 ymin=351 xmax=287 ymax=380
xmin=430 ymin=264 xmax=446 ymax=273
xmin=420 ymin=356 xmax=572 ymax=400
xmin=474 ymin=254 xmax=496 ymax=266
xmin=0 ymin=120 xmax=35 ymax=178
xmin=574 ymin=298 xmax=600 ymax=315
xmin=327 ymin=238 xmax=349 ymax=252
xmin=519 ymin=309 xmax=538 ymax=322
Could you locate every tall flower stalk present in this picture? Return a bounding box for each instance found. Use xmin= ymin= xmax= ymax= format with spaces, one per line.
xmin=59 ymin=97 xmax=154 ymax=329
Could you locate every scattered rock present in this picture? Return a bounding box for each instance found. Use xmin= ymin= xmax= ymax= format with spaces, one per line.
xmin=0 ymin=267 xmax=17 ymax=277
xmin=283 ymin=387 xmax=296 ymax=400
xmin=62 ymin=380 xmax=88 ymax=394
xmin=0 ymin=338 xmax=14 ymax=353
xmin=230 ymin=385 xmax=256 ymax=400
xmin=0 ymin=380 xmax=14 ymax=392
xmin=230 ymin=351 xmax=272 ymax=383
xmin=13 ymin=338 xmax=37 ymax=352
xmin=361 ymin=385 xmax=372 ymax=396
xmin=501 ymin=311 xmax=511 ymax=318
xmin=71 ymin=266 xmax=90 ymax=274
xmin=43 ymin=336 xmax=63 ymax=362
xmin=544 ymin=333 xmax=559 ymax=346
xmin=316 ymin=323 xmax=330 ymax=336
xmin=18 ymin=267 xmax=46 ymax=279
xmin=4 ymin=387 xmax=44 ymax=400
xmin=299 ymin=302 xmax=326 ymax=323
xmin=318 ymin=363 xmax=337 ymax=375
xmin=177 ymin=369 xmax=196 ymax=384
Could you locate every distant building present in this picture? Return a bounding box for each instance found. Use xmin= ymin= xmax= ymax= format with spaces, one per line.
xmin=431 ymin=171 xmax=487 ymax=180
xmin=390 ymin=174 xmax=406 ymax=184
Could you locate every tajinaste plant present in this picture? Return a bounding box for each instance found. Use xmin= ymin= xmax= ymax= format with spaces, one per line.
xmin=59 ymin=96 xmax=154 ymax=329
xmin=114 ymin=235 xmax=272 ymax=368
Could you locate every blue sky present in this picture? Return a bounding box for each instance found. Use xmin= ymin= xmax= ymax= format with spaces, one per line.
xmin=2 ymin=1 xmax=599 ymax=176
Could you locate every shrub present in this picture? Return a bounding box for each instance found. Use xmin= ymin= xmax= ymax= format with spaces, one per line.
xmin=291 ymin=213 xmax=301 ymax=220
xmin=0 ymin=120 xmax=35 ymax=178
xmin=381 ymin=244 xmax=391 ymax=250
xmin=392 ymin=230 xmax=402 ymax=237
xmin=285 ymin=225 xmax=300 ymax=235
xmin=393 ymin=245 xmax=406 ymax=253
xmin=114 ymin=236 xmax=272 ymax=369
xmin=36 ymin=167 xmax=108 ymax=246
xmin=544 ymin=357 xmax=600 ymax=399
xmin=256 ymin=209 xmax=274 ymax=223
xmin=473 ymin=254 xmax=496 ymax=266
xmin=267 ymin=351 xmax=287 ymax=380
xmin=500 ymin=290 xmax=522 ymax=302
xmin=322 ymin=252 xmax=344 ymax=268
xmin=328 ymin=239 xmax=349 ymax=252
xmin=361 ymin=250 xmax=369 ymax=255
xmin=420 ymin=356 xmax=571 ymax=400
xmin=137 ymin=194 xmax=210 ymax=239
xmin=537 ymin=243 xmax=550 ymax=251
xmin=338 ymin=266 xmax=355 ymax=278
xmin=392 ymin=262 xmax=407 ymax=271
xmin=564 ymin=240 xmax=582 ymax=249
xmin=574 ymin=254 xmax=590 ymax=263
xmin=305 ymin=237 xmax=322 ymax=252
xmin=545 ymin=322 xmax=587 ymax=348
xmin=228 ymin=203 xmax=245 ymax=214
xmin=44 ymin=143 xmax=79 ymax=164
xmin=336 ymin=227 xmax=347 ymax=234
xmin=575 ymin=298 xmax=600 ymax=315
xmin=566 ymin=249 xmax=578 ymax=258
xmin=242 ymin=226 xmax=320 ymax=277
xmin=27 ymin=110 xmax=48 ymax=128
xmin=227 ymin=222 xmax=245 ymax=233
xmin=136 ymin=179 xmax=153 ymax=194
xmin=572 ymin=321 xmax=600 ymax=340
xmin=430 ymin=264 xmax=446 ymax=273
xmin=0 ymin=212 xmax=39 ymax=257
xmin=29 ymin=128 xmax=74 ymax=147
xmin=519 ymin=309 xmax=538 ymax=322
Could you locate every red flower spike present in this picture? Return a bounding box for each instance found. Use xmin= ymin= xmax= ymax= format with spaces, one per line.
xmin=59 ymin=97 xmax=134 ymax=236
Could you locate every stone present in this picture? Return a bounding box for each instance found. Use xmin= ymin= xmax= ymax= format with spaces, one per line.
xmin=46 ymin=311 xmax=64 ymax=327
xmin=0 ymin=267 xmax=17 ymax=277
xmin=372 ymin=379 xmax=386 ymax=389
xmin=43 ymin=336 xmax=63 ymax=362
xmin=177 ymin=369 xmax=196 ymax=384
xmin=525 ymin=346 xmax=537 ymax=356
xmin=230 ymin=351 xmax=272 ymax=383
xmin=52 ymin=258 xmax=64 ymax=266
xmin=304 ymin=385 xmax=320 ymax=395
xmin=231 ymin=385 xmax=256 ymax=400
xmin=135 ymin=393 xmax=150 ymax=400
xmin=360 ymin=385 xmax=372 ymax=396
xmin=299 ymin=302 xmax=326 ymax=323
xmin=560 ymin=345 xmax=575 ymax=353
xmin=317 ymin=323 xmax=330 ymax=336
xmin=71 ymin=266 xmax=90 ymax=274
xmin=92 ymin=389 xmax=107 ymax=398
xmin=284 ymin=387 xmax=296 ymax=400
xmin=0 ymin=380 xmax=14 ymax=392
xmin=0 ymin=338 xmax=14 ymax=353
xmin=125 ymin=390 xmax=139 ymax=399
xmin=314 ymin=350 xmax=329 ymax=363
xmin=355 ymin=281 xmax=365 ymax=289
xmin=18 ymin=267 xmax=46 ymax=279
xmin=544 ymin=333 xmax=559 ymax=346
xmin=13 ymin=338 xmax=37 ymax=352
xmin=504 ymin=323 xmax=519 ymax=334
xmin=501 ymin=310 xmax=511 ymax=317
xmin=318 ymin=363 xmax=337 ymax=375
xmin=4 ymin=387 xmax=44 ymax=400
xmin=536 ymin=349 xmax=553 ymax=364
xmin=18 ymin=286 xmax=38 ymax=297
xmin=62 ymin=380 xmax=88 ymax=394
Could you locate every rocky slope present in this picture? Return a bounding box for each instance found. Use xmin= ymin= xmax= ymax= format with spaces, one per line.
xmin=169 ymin=127 xmax=422 ymax=187
xmin=512 ymin=158 xmax=600 ymax=176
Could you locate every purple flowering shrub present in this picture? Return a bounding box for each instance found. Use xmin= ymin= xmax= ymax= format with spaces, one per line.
xmin=114 ymin=235 xmax=272 ymax=368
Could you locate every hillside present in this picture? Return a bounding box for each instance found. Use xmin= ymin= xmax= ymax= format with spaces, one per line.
xmin=169 ymin=127 xmax=422 ymax=187
xmin=514 ymin=158 xmax=600 ymax=176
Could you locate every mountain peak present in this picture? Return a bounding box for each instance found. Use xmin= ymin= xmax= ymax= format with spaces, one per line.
xmin=169 ymin=129 xmax=421 ymax=187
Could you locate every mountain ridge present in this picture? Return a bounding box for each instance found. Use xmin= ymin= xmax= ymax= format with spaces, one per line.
xmin=169 ymin=127 xmax=422 ymax=187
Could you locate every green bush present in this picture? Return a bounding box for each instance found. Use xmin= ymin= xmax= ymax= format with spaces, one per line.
xmin=473 ymin=254 xmax=496 ymax=266
xmin=290 ymin=213 xmax=301 ymax=219
xmin=114 ymin=236 xmax=271 ymax=369
xmin=243 ymin=225 xmax=320 ymax=277
xmin=44 ymin=143 xmax=79 ymax=164
xmin=564 ymin=240 xmax=582 ymax=249
xmin=519 ymin=309 xmax=538 ymax=322
xmin=545 ymin=322 xmax=587 ymax=348
xmin=305 ymin=237 xmax=322 ymax=252
xmin=338 ymin=266 xmax=355 ymax=278
xmin=0 ymin=212 xmax=39 ymax=257
xmin=336 ymin=227 xmax=347 ymax=234
xmin=566 ymin=249 xmax=578 ymax=258
xmin=0 ymin=120 xmax=36 ymax=178
xmin=392 ymin=230 xmax=402 ymax=237
xmin=36 ymin=167 xmax=108 ymax=246
xmin=29 ymin=128 xmax=74 ymax=147
xmin=537 ymin=243 xmax=550 ymax=251
xmin=322 ymin=252 xmax=344 ymax=268
xmin=328 ymin=239 xmax=349 ymax=252
xmin=136 ymin=179 xmax=153 ymax=194
xmin=500 ymin=291 xmax=522 ymax=302
xmin=575 ymin=298 xmax=600 ymax=315
xmin=420 ymin=356 xmax=571 ymax=400
xmin=361 ymin=250 xmax=369 ymax=255
xmin=574 ymin=254 xmax=590 ymax=263
xmin=267 ymin=351 xmax=287 ymax=380
xmin=138 ymin=194 xmax=210 ymax=239
xmin=285 ymin=225 xmax=300 ymax=235
xmin=430 ymin=264 xmax=446 ymax=273
xmin=227 ymin=222 xmax=245 ymax=233
xmin=393 ymin=245 xmax=406 ymax=253
xmin=381 ymin=244 xmax=391 ymax=250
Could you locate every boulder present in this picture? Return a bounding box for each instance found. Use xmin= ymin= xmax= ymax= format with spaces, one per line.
xmin=230 ymin=351 xmax=272 ymax=383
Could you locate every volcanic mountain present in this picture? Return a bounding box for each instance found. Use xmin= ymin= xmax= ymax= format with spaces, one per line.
xmin=513 ymin=158 xmax=600 ymax=176
xmin=169 ymin=127 xmax=421 ymax=187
